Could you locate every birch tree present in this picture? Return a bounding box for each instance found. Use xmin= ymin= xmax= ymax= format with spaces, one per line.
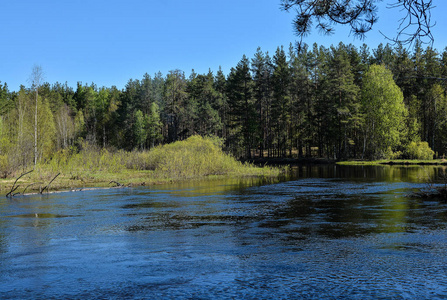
xmin=29 ymin=65 xmax=44 ymax=166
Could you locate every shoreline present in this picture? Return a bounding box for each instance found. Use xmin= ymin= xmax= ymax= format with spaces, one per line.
xmin=337 ymin=159 xmax=447 ymax=166
xmin=3 ymin=158 xmax=446 ymax=197
xmin=246 ymin=157 xmax=447 ymax=166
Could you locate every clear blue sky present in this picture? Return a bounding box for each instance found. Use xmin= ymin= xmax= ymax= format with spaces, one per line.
xmin=1 ymin=0 xmax=446 ymax=91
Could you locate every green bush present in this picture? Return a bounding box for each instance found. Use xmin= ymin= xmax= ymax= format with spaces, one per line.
xmin=405 ymin=141 xmax=435 ymax=160
xmin=143 ymin=135 xmax=245 ymax=177
xmin=0 ymin=154 xmax=9 ymax=178
xmin=127 ymin=135 xmax=279 ymax=178
xmin=384 ymin=147 xmax=402 ymax=160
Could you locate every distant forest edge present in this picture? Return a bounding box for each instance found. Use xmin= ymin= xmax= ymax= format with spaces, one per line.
xmin=1 ymin=41 xmax=447 ymax=173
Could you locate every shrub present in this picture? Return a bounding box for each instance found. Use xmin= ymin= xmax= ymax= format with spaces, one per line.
xmin=384 ymin=147 xmax=402 ymax=160
xmin=126 ymin=135 xmax=279 ymax=178
xmin=405 ymin=141 xmax=435 ymax=160
xmin=0 ymin=154 xmax=9 ymax=178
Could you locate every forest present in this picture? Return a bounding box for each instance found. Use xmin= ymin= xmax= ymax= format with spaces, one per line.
xmin=1 ymin=41 xmax=447 ymax=173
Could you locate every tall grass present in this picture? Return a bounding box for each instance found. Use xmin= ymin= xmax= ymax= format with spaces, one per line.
xmin=2 ymin=136 xmax=280 ymax=192
xmin=126 ymin=135 xmax=279 ymax=178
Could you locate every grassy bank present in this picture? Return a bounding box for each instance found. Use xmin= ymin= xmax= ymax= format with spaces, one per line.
xmin=1 ymin=136 xmax=282 ymax=195
xmin=337 ymin=159 xmax=447 ymax=166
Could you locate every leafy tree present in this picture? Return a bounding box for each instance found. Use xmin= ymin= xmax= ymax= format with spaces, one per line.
xmin=405 ymin=141 xmax=434 ymax=160
xmin=54 ymin=103 xmax=75 ymax=149
xmin=425 ymin=84 xmax=447 ymax=154
xmin=36 ymin=96 xmax=56 ymax=161
xmin=0 ymin=115 xmax=11 ymax=156
xmin=133 ymin=110 xmax=147 ymax=150
xmin=0 ymin=82 xmax=13 ymax=156
xmin=361 ymin=64 xmax=408 ymax=158
xmin=29 ymin=65 xmax=44 ymax=166
xmin=147 ymin=102 xmax=162 ymax=148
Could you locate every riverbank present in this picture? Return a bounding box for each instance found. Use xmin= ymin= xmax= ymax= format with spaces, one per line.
xmin=246 ymin=157 xmax=336 ymax=165
xmin=247 ymin=157 xmax=447 ymax=166
xmin=1 ymin=136 xmax=282 ymax=196
xmin=337 ymin=159 xmax=447 ymax=166
xmin=1 ymin=169 xmax=282 ymax=196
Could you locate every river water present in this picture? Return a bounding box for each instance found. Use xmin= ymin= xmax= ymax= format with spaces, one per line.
xmin=1 ymin=165 xmax=447 ymax=299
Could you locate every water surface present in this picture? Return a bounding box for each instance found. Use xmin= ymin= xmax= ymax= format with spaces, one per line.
xmin=1 ymin=165 xmax=447 ymax=298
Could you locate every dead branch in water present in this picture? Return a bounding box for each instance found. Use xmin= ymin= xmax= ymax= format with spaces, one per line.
xmin=22 ymin=183 xmax=41 ymax=195
xmin=6 ymin=170 xmax=34 ymax=198
xmin=109 ymin=180 xmax=123 ymax=187
xmin=40 ymin=173 xmax=61 ymax=194
xmin=6 ymin=185 xmax=20 ymax=198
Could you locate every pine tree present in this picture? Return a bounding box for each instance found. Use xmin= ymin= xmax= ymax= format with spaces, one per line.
xmin=226 ymin=55 xmax=256 ymax=158
xmin=272 ymin=46 xmax=291 ymax=157
xmin=326 ymin=43 xmax=360 ymax=158
xmin=251 ymin=47 xmax=273 ymax=157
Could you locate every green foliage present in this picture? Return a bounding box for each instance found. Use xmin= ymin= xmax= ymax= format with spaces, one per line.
xmin=226 ymin=55 xmax=257 ymax=158
xmin=4 ymin=41 xmax=447 ymax=169
xmin=129 ymin=135 xmax=277 ymax=178
xmin=37 ymin=96 xmax=56 ymax=161
xmin=0 ymin=154 xmax=9 ymax=177
xmin=0 ymin=117 xmax=11 ymax=155
xmin=147 ymin=102 xmax=162 ymax=148
xmin=405 ymin=141 xmax=435 ymax=160
xmin=361 ymin=64 xmax=408 ymax=159
xmin=133 ymin=110 xmax=147 ymax=149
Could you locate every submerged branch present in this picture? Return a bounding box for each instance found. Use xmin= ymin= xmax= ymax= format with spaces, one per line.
xmin=6 ymin=170 xmax=34 ymax=198
xmin=40 ymin=173 xmax=61 ymax=194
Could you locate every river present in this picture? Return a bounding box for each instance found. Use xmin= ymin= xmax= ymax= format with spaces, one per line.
xmin=1 ymin=165 xmax=447 ymax=299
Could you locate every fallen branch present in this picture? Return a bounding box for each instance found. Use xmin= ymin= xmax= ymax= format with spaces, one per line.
xmin=40 ymin=173 xmax=61 ymax=194
xmin=23 ymin=183 xmax=41 ymax=195
xmin=109 ymin=180 xmax=123 ymax=187
xmin=6 ymin=185 xmax=20 ymax=198
xmin=6 ymin=170 xmax=33 ymax=198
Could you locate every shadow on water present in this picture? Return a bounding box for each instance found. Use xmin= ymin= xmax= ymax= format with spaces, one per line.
xmin=122 ymin=166 xmax=447 ymax=239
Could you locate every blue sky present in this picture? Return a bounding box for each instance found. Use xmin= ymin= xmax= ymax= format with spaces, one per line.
xmin=1 ymin=0 xmax=446 ymax=91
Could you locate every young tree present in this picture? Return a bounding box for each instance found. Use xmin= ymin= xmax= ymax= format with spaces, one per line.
xmin=147 ymin=102 xmax=162 ymax=148
xmin=133 ymin=110 xmax=147 ymax=150
xmin=54 ymin=103 xmax=75 ymax=149
xmin=29 ymin=65 xmax=44 ymax=166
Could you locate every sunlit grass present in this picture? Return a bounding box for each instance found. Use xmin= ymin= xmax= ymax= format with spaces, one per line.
xmin=1 ymin=135 xmax=282 ymax=194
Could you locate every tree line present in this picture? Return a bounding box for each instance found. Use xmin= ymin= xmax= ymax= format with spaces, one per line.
xmin=1 ymin=41 xmax=447 ymax=170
